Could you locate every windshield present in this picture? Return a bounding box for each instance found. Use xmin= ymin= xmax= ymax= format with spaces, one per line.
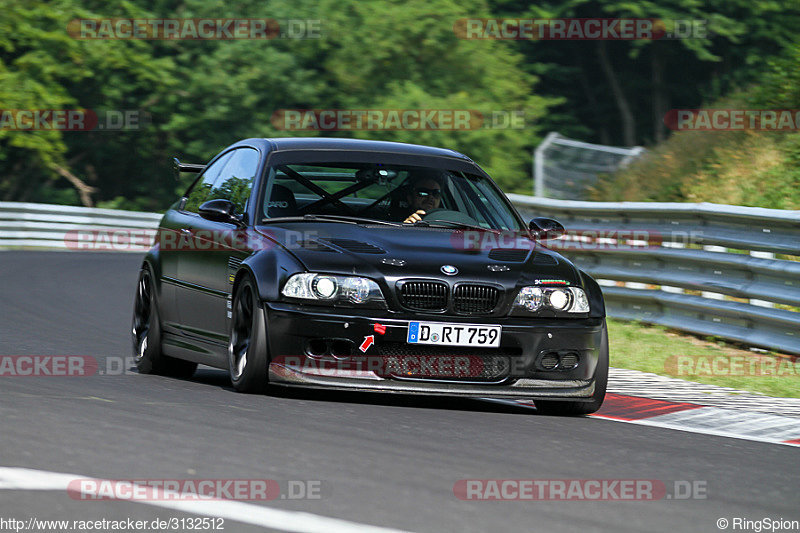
xmin=259 ymin=162 xmax=523 ymax=231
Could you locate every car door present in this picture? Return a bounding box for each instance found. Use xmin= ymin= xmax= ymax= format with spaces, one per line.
xmin=158 ymin=150 xmax=234 ymax=331
xmin=175 ymin=147 xmax=259 ymax=344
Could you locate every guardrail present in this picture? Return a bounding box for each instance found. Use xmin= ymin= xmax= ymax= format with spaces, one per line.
xmin=2 ymin=199 xmax=799 ymax=354
xmin=0 ymin=202 xmax=160 ymax=250
xmin=508 ymin=195 xmax=800 ymax=355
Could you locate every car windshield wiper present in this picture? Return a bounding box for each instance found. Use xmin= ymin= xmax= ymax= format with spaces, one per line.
xmin=261 ymin=215 xmax=358 ymax=225
xmin=261 ymin=214 xmax=403 ymax=226
xmin=415 ymin=219 xmax=502 ymax=233
xmin=311 ymin=215 xmax=405 ymax=227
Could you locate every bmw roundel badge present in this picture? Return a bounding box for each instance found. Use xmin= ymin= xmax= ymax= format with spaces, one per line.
xmin=440 ymin=265 xmax=458 ymax=276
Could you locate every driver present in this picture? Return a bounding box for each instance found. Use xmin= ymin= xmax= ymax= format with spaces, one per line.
xmin=402 ymin=175 xmax=443 ymax=223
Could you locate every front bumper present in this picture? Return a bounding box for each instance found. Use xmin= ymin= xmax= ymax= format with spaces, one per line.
xmin=264 ymin=302 xmax=606 ymax=400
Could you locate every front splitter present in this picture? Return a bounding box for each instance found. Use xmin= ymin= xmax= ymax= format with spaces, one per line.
xmin=268 ymin=363 xmax=596 ymax=400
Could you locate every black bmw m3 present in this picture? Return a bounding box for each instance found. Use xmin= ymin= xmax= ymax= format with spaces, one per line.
xmin=132 ymin=138 xmax=608 ymax=415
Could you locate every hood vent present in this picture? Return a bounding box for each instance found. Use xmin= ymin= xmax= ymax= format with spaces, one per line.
xmin=532 ymin=253 xmax=558 ymax=265
xmin=297 ymin=239 xmax=338 ymax=252
xmin=325 ymin=238 xmax=386 ymax=255
xmin=487 ymin=248 xmax=530 ymax=262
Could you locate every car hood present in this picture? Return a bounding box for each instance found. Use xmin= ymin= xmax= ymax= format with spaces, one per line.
xmin=255 ymin=223 xmax=583 ymax=287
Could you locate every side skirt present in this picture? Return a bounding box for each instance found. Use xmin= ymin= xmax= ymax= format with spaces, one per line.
xmin=162 ymin=330 xmax=228 ymax=369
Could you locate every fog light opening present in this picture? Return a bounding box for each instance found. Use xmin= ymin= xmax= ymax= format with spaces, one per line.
xmin=330 ymin=340 xmax=354 ymax=358
xmin=559 ymin=352 xmax=579 ymax=369
xmin=540 ymin=352 xmax=559 ymax=370
xmin=307 ymin=339 xmax=328 ymax=357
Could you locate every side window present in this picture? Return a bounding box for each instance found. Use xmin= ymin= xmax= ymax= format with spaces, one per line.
xmin=206 ymin=148 xmax=259 ymax=214
xmin=183 ymin=151 xmax=234 ymax=213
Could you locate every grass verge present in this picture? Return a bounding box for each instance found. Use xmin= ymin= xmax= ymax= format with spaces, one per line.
xmin=607 ymin=318 xmax=800 ymax=399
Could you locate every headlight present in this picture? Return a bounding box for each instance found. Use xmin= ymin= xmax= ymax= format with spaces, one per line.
xmin=341 ymin=277 xmax=373 ymax=304
xmin=282 ymin=273 xmax=386 ymax=308
xmin=513 ymin=286 xmax=590 ymax=314
xmin=312 ymin=276 xmax=337 ymax=299
xmin=515 ymin=286 xmax=543 ymax=311
xmin=547 ymin=288 xmax=570 ymax=310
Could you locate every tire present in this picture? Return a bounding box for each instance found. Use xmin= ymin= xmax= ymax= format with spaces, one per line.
xmin=132 ymin=266 xmax=197 ymax=378
xmin=228 ymin=275 xmax=269 ymax=393
xmin=534 ymin=320 xmax=609 ymax=416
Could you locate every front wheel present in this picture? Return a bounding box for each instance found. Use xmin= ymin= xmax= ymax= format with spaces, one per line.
xmin=228 ymin=276 xmax=269 ymax=393
xmin=534 ymin=320 xmax=609 ymax=416
xmin=132 ymin=266 xmax=197 ymax=378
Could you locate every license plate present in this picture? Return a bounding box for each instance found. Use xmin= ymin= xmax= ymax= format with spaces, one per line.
xmin=407 ymin=322 xmax=501 ymax=348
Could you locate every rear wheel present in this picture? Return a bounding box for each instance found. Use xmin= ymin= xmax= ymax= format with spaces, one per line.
xmin=132 ymin=266 xmax=197 ymax=378
xmin=228 ymin=276 xmax=269 ymax=393
xmin=534 ymin=320 xmax=608 ymax=416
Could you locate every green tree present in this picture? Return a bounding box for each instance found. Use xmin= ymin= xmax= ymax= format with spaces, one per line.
xmin=0 ymin=0 xmax=175 ymax=207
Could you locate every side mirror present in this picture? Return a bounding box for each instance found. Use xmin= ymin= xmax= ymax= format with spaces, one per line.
xmin=529 ymin=217 xmax=565 ymax=239
xmin=199 ymin=199 xmax=243 ymax=226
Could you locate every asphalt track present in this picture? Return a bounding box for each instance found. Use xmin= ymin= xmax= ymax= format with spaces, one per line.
xmin=1 ymin=251 xmax=798 ymax=532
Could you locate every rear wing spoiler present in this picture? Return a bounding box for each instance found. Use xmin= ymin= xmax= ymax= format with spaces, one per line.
xmin=172 ymin=157 xmax=205 ymax=180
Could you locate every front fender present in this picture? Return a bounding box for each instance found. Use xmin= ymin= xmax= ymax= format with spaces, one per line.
xmin=238 ymin=249 xmax=306 ymax=302
xmin=579 ymin=269 xmax=606 ymax=318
